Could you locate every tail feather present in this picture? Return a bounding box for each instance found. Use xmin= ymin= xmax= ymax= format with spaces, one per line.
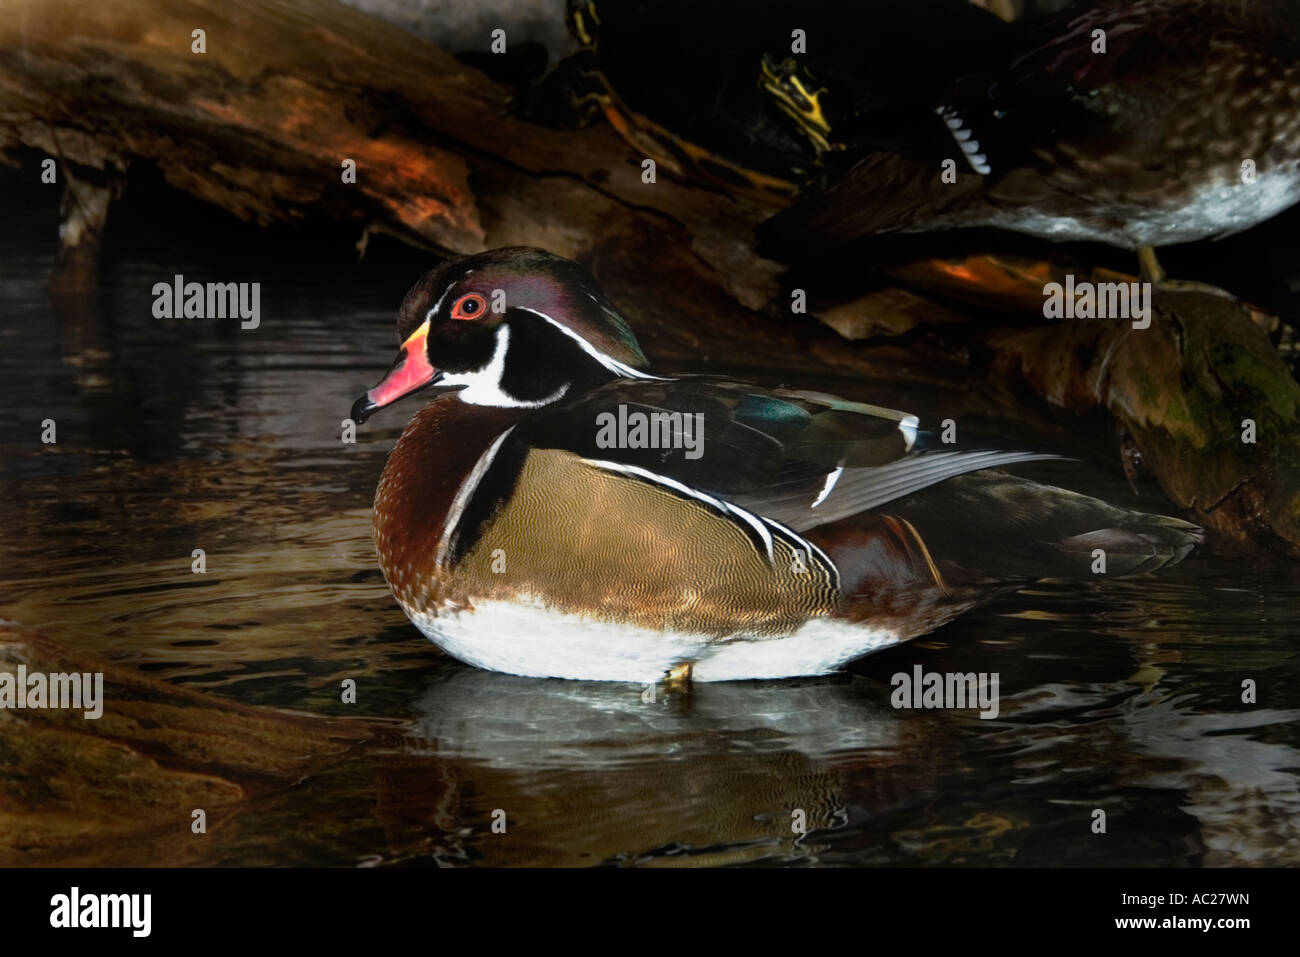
xmin=1055 ymin=520 xmax=1203 ymax=577
xmin=884 ymin=471 xmax=1203 ymax=583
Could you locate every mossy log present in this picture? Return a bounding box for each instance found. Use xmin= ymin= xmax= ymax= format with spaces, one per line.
xmin=986 ymin=288 xmax=1300 ymax=556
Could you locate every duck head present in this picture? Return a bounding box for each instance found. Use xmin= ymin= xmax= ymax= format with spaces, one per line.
xmin=351 ymin=247 xmax=651 ymax=423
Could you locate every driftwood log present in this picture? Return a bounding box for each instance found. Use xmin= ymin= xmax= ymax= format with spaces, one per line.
xmin=1 ymin=0 xmax=1298 ymax=556
xmin=0 ymin=622 xmax=382 ymax=865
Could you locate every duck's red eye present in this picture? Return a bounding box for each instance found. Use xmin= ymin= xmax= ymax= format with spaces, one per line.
xmin=451 ymin=293 xmax=487 ymax=321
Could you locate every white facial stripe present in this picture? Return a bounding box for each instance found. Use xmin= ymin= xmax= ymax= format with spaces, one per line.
xmin=442 ymin=325 xmax=569 ymax=408
xmin=513 ymin=306 xmax=666 ymax=381
xmin=426 ymin=269 xmax=477 ymax=323
xmin=426 ymin=287 xmax=453 ymax=325
xmin=580 ymin=458 xmax=776 ymax=564
xmin=436 ymin=426 xmax=515 ymax=568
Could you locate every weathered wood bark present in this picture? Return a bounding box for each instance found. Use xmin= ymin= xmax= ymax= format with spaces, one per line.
xmin=2 ymin=0 xmax=1298 ymax=555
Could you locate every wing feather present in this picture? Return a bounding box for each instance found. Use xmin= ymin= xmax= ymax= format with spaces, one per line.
xmin=515 ymin=377 xmax=1060 ymax=538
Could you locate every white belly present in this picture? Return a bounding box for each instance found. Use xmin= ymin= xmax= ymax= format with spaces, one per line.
xmin=407 ymin=599 xmax=903 ymax=682
xmin=975 ymin=166 xmax=1300 ymax=247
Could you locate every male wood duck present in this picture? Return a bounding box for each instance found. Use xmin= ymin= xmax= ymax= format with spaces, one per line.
xmin=756 ymin=0 xmax=1300 ymax=278
xmin=351 ymin=247 xmax=1202 ymax=682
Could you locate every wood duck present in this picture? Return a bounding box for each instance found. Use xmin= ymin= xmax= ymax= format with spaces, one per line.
xmin=756 ymin=0 xmax=1300 ymax=277
xmin=351 ymin=247 xmax=1202 ymax=683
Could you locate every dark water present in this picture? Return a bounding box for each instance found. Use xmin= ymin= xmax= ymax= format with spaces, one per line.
xmin=2 ymin=170 xmax=1298 ymax=867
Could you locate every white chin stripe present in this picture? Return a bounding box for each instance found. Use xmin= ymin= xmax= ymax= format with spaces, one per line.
xmin=442 ymin=325 xmax=569 ymax=408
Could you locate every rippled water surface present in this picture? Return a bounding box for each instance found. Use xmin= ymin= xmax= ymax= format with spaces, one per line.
xmin=2 ymin=176 xmax=1298 ymax=866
